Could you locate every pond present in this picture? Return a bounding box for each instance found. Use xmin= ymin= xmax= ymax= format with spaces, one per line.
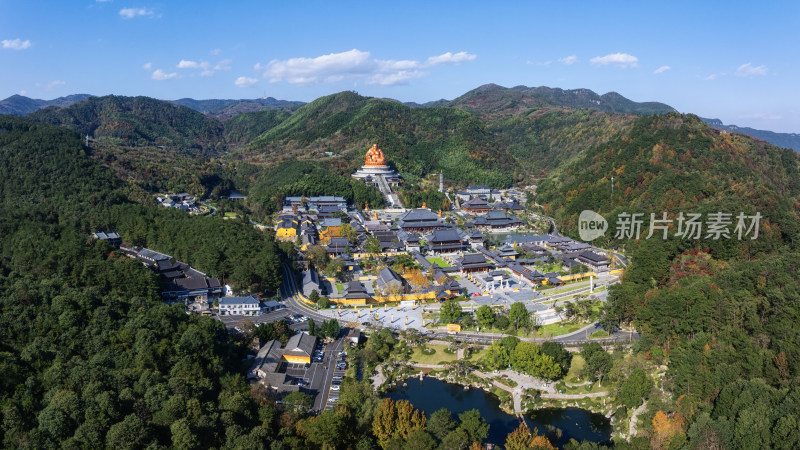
xmin=227 ymin=190 xmax=247 ymax=199
xmin=386 ymin=377 xmax=611 ymax=447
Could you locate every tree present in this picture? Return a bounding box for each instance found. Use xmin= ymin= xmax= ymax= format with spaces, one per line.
xmin=457 ymin=409 xmax=489 ymax=444
xmin=581 ymin=343 xmax=612 ymax=382
xmin=483 ymin=342 xmax=511 ymax=370
xmin=170 ymin=418 xmax=199 ymax=450
xmin=440 ymin=428 xmax=470 ymax=450
xmin=365 ymin=236 xmax=382 ymax=255
xmin=309 ymin=245 xmax=330 ymax=270
xmin=440 ymin=298 xmax=462 ymax=324
xmin=494 ymin=315 xmax=510 ymax=330
xmin=475 ymin=305 xmax=495 ymax=329
xmin=307 ymin=318 xmax=317 ymax=336
xmin=499 ymin=336 xmax=520 ymax=353
xmin=302 ymin=409 xmax=350 ymax=449
xmin=427 ymin=408 xmax=457 ymax=441
xmin=372 ymin=399 xmax=426 ymax=448
xmin=318 ymin=296 xmax=331 ymax=309
xmin=105 ymin=414 xmax=151 ymax=449
xmin=320 ymin=319 xmax=341 ymax=339
xmin=508 ymin=302 xmax=531 ymax=330
xmin=505 ymin=423 xmax=534 ymax=450
xmin=405 ymin=428 xmax=437 ymax=450
xmin=323 ymin=257 xmax=344 ymax=279
xmin=541 ymin=342 xmax=571 ymax=379
xmin=308 ymin=289 xmax=320 ymax=304
xmin=617 ymin=368 xmax=652 ymax=408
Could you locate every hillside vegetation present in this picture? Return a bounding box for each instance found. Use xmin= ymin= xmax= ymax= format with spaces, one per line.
xmin=29 ymin=95 xmax=225 ymax=154
xmin=538 ymin=112 xmax=800 ymax=447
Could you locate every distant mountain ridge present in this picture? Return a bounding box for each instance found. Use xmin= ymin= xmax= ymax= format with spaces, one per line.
xmin=448 ymin=83 xmax=677 ymax=115
xmin=29 ymin=95 xmax=224 ymax=153
xmin=0 ymin=94 xmax=92 ymax=115
xmin=171 ymin=97 xmax=305 ymax=117
xmin=702 ymin=117 xmax=800 ymax=151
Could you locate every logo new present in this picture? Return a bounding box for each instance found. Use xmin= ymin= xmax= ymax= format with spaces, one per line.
xmin=578 ymin=210 xmax=607 ymax=241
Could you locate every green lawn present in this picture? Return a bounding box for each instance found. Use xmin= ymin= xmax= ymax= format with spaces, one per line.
xmin=538 ymin=321 xmax=588 ymax=337
xmin=223 ymin=212 xmax=238 ymax=219
xmin=409 ymin=344 xmax=459 ymax=365
xmin=336 ymin=283 xmax=344 ymax=294
xmin=589 ymin=330 xmax=610 ymax=338
xmin=426 ymin=257 xmax=451 ymax=268
xmin=565 ymin=354 xmax=586 ymax=384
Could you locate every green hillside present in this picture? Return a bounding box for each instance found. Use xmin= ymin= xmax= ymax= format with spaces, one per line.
xmin=29 ymin=95 xmax=225 ymax=153
xmin=536 ymin=112 xmax=800 ymax=446
xmin=245 ymin=91 xmax=516 ymax=187
xmin=223 ymin=109 xmax=291 ymax=148
xmin=449 ymin=84 xmax=676 ymax=116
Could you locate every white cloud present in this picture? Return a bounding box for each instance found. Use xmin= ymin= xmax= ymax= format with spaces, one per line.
xmin=424 ymin=51 xmax=476 ymax=67
xmin=590 ymin=52 xmax=638 ymax=68
xmin=2 ymin=38 xmax=32 ymax=50
xmin=262 ymin=49 xmax=372 ymax=83
xmin=653 ymin=65 xmax=671 ymax=74
xmin=735 ymin=62 xmax=767 ymax=77
xmin=142 ymin=62 xmax=152 ymax=70
xmin=19 ymin=90 xmax=27 ymax=96
xmin=367 ymin=71 xmax=424 ymax=86
xmin=558 ymin=55 xmax=577 ymax=65
xmin=259 ymin=48 xmax=476 ymax=86
xmin=210 ymin=48 xmax=222 ymax=56
xmin=704 ymin=74 xmax=718 ymax=81
xmin=151 ymin=69 xmax=177 ymax=80
xmin=176 ymin=58 xmax=230 ymax=76
xmin=96 ymin=0 xmax=112 ymax=2
xmin=46 ymin=80 xmax=65 ymax=89
xmin=119 ymin=7 xmax=153 ymax=19
xmin=234 ymin=76 xmax=258 ymax=88
xmin=177 ymin=59 xmax=202 ymax=69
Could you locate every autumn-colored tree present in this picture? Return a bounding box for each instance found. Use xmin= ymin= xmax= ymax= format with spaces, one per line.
xmin=505 ymin=424 xmax=555 ymax=450
xmin=372 ymin=398 xmax=426 ymax=448
xmin=405 ymin=268 xmax=432 ymax=292
xmin=505 ymin=423 xmax=534 ymax=450
xmin=530 ymin=435 xmax=556 ymax=449
xmin=651 ymin=410 xmax=686 ymax=449
xmin=372 ymin=398 xmax=396 ymax=445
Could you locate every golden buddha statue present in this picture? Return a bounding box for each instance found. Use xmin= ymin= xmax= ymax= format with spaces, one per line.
xmin=364 ymin=144 xmax=387 ymax=167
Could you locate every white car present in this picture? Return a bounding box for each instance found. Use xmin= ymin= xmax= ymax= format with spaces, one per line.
xmin=330 ymin=384 xmax=340 ymax=391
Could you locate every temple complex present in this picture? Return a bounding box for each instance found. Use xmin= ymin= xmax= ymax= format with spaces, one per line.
xmin=352 ymin=144 xmax=402 ymax=186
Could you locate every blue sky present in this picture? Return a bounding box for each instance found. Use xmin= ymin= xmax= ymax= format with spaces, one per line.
xmin=2 ymin=1 xmax=799 ymax=132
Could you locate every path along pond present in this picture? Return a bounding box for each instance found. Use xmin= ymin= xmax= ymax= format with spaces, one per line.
xmin=386 ymin=377 xmax=611 ymax=448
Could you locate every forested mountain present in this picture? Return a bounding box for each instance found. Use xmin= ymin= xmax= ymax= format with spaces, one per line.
xmin=223 ymin=109 xmax=292 ymax=148
xmin=29 ymin=95 xmax=225 ymax=153
xmin=702 ymin=117 xmax=800 ymax=151
xmin=0 ymin=93 xmax=92 ymax=115
xmin=0 ymin=114 xmax=285 ymax=448
xmin=243 ymin=91 xmax=516 ymax=187
xmin=449 ymin=84 xmax=676 ymax=116
xmin=172 ymin=96 xmax=305 ymax=117
xmin=537 ymin=112 xmax=800 ymax=447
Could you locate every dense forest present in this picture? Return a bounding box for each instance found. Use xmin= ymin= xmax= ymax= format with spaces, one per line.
xmin=4 ymin=83 xmax=800 ymax=448
xmin=538 ymin=113 xmax=800 ymax=447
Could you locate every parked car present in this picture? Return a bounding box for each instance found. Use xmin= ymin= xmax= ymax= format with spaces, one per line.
xmin=330 ymin=384 xmax=340 ymax=391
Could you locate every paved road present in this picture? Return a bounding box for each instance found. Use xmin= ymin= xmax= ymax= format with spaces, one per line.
xmin=311 ymin=336 xmax=346 ymax=413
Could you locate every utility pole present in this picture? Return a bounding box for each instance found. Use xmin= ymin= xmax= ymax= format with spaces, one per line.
xmin=611 ymin=176 xmax=614 ymax=194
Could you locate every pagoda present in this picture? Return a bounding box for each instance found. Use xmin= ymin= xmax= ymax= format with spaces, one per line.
xmin=352 ymin=144 xmax=402 ymax=186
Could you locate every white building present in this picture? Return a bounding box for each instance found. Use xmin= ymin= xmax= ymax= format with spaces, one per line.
xmin=219 ymin=296 xmax=261 ymax=316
